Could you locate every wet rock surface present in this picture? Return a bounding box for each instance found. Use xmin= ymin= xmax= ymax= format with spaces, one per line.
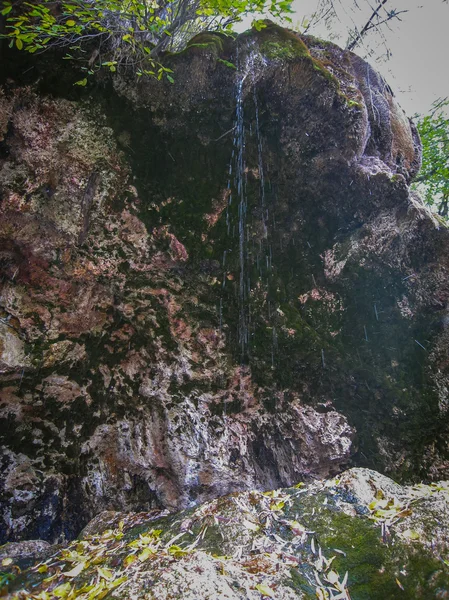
xmin=1 ymin=468 xmax=448 ymax=599
xmin=0 ymin=23 xmax=448 ymax=544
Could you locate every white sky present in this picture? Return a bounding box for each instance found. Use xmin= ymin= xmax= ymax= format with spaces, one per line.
xmin=235 ymin=0 xmax=449 ymax=117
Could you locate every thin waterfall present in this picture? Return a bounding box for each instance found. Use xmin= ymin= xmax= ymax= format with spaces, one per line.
xmin=235 ymin=69 xmax=249 ymax=361
xmin=220 ymin=45 xmax=278 ymax=372
xmin=253 ymin=87 xmax=268 ymax=240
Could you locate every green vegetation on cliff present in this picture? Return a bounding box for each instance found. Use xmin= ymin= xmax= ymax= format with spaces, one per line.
xmin=0 ymin=0 xmax=293 ymax=82
xmin=413 ymin=98 xmax=449 ymax=218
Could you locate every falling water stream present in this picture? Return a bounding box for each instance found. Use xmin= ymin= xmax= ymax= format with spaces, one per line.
xmin=235 ymin=72 xmax=249 ymax=360
xmin=220 ymin=45 xmax=280 ymax=418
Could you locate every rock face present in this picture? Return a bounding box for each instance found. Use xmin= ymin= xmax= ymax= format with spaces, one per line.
xmin=0 ymin=23 xmax=448 ymax=544
xmin=2 ymin=468 xmax=449 ymax=599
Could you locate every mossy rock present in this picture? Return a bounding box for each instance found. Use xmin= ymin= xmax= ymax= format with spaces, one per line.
xmin=185 ymin=32 xmax=231 ymax=55
xmin=248 ymin=20 xmax=311 ymax=61
xmin=2 ymin=469 xmax=448 ymax=599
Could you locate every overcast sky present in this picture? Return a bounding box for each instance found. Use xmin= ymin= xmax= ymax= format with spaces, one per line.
xmin=235 ymin=0 xmax=449 ymax=117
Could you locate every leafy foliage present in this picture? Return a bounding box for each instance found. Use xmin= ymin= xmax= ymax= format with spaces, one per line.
xmin=0 ymin=0 xmax=292 ymax=81
xmin=413 ymin=98 xmax=449 ymax=217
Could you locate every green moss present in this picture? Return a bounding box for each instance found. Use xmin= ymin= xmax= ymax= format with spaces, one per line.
xmin=261 ymin=39 xmax=310 ymax=61
xmin=249 ymin=21 xmax=311 ymax=61
xmin=288 ymin=489 xmax=448 ymax=599
xmin=185 ymin=32 xmax=227 ymax=55
xmin=347 ymin=99 xmax=363 ymax=109
xmin=311 ymin=58 xmax=340 ymax=88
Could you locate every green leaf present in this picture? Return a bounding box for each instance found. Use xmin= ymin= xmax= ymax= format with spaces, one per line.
xmin=1 ymin=4 xmax=12 ymax=16
xmin=166 ymin=74 xmax=174 ymax=83
xmin=252 ymin=19 xmax=267 ymax=31
xmin=74 ymin=78 xmax=88 ymax=86
xmin=15 ymin=37 xmax=23 ymax=50
xmin=217 ymin=58 xmax=236 ymax=70
xmin=66 ymin=19 xmax=76 ymax=26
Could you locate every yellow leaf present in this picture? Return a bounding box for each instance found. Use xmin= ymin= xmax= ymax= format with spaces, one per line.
xmin=16 ymin=38 xmax=23 ymax=50
xmin=395 ymin=578 xmax=404 ymax=590
xmin=110 ymin=575 xmax=127 ymax=589
xmin=138 ymin=547 xmax=156 ymax=562
xmin=1 ymin=557 xmax=13 ymax=566
xmin=255 ymin=583 xmax=276 ymax=597
xmin=37 ymin=564 xmax=48 ymax=573
xmin=123 ymin=554 xmax=138 ymax=567
xmin=86 ymin=581 xmax=105 ymax=599
xmin=52 ymin=583 xmax=72 ymax=598
xmin=168 ymin=544 xmax=188 ymax=558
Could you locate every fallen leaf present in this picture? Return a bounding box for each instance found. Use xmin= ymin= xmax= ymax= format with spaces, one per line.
xmin=242 ymin=519 xmax=260 ymax=532
xmin=97 ymin=567 xmax=114 ymax=580
xmin=168 ymin=544 xmax=189 ymax=558
xmin=396 ymin=578 xmax=404 ymax=591
xmin=123 ymin=554 xmax=138 ymax=567
xmin=255 ymin=582 xmax=276 ymax=597
xmin=52 ymin=582 xmax=72 ymax=597
xmin=138 ymin=547 xmax=156 ymax=562
xmin=62 ymin=561 xmax=86 ymax=577
xmin=326 ymin=570 xmax=339 ymax=585
xmin=401 ymin=529 xmax=419 ymax=541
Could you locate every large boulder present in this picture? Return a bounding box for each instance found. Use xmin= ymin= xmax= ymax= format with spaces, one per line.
xmin=1 ymin=468 xmax=449 ymax=599
xmin=0 ymin=23 xmax=448 ymax=543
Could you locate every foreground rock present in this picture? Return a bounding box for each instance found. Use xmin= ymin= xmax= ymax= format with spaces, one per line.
xmin=1 ymin=468 xmax=448 ymax=599
xmin=1 ymin=22 xmax=449 ymax=543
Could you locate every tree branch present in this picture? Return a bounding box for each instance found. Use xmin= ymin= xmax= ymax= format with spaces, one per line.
xmin=347 ymin=0 xmax=391 ymax=51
